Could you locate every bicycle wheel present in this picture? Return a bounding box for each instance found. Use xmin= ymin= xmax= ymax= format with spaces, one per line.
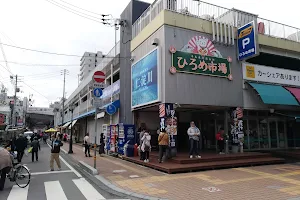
xmin=15 ymin=165 xmax=31 ymax=188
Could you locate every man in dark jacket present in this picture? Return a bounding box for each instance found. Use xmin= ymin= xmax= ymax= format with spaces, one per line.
xmin=15 ymin=134 xmax=27 ymax=163
xmin=50 ymin=135 xmax=63 ymax=171
xmin=31 ymin=137 xmax=40 ymax=162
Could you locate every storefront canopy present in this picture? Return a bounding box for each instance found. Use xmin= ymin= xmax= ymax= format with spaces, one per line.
xmin=68 ymin=119 xmax=78 ymax=129
xmin=248 ymin=82 xmax=299 ymax=106
xmin=62 ymin=121 xmax=71 ymax=128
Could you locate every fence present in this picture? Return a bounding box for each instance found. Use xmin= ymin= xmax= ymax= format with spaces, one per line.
xmin=132 ymin=0 xmax=300 ymax=43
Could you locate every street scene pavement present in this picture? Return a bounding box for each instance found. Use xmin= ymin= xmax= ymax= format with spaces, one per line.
xmin=61 ymin=143 xmax=300 ymax=200
xmin=0 ymin=143 xmax=129 ymax=200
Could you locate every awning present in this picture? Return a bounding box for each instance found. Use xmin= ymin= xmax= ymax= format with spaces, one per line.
xmin=73 ymin=109 xmax=95 ymax=120
xmin=284 ymin=87 xmax=300 ymax=103
xmin=62 ymin=122 xmax=71 ymax=128
xmin=68 ymin=119 xmax=78 ymax=129
xmin=248 ymin=82 xmax=299 ymax=106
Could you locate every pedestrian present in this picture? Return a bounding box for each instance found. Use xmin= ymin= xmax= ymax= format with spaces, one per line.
xmin=43 ymin=133 xmax=48 ymax=144
xmin=216 ymin=127 xmax=225 ymax=154
xmin=50 ymin=134 xmax=63 ymax=171
xmin=99 ymin=133 xmax=105 ymax=156
xmin=187 ymin=121 xmax=201 ymax=159
xmin=15 ymin=134 xmax=27 ymax=163
xmin=141 ymin=129 xmax=151 ymax=163
xmin=0 ymin=147 xmax=13 ymax=191
xmin=139 ymin=130 xmax=145 ymax=160
xmin=158 ymin=128 xmax=169 ymax=163
xmin=31 ymin=137 xmax=40 ymax=162
xmin=84 ymin=133 xmax=91 ymax=157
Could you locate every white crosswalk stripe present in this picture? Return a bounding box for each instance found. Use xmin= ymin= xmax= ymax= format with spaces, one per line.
xmin=4 ymin=178 xmax=131 ymax=200
xmin=73 ymin=178 xmax=105 ymax=200
xmin=7 ymin=185 xmax=29 ymax=200
xmin=44 ymin=181 xmax=68 ymax=200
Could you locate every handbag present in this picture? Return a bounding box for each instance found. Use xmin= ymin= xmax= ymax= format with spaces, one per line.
xmin=28 ymin=147 xmax=33 ymax=153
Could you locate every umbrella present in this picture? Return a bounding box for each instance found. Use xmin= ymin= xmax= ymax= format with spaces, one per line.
xmin=45 ymin=128 xmax=58 ymax=133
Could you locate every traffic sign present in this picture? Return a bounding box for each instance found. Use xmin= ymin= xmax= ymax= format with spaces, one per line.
xmin=237 ymin=21 xmax=259 ymax=60
xmin=93 ymin=71 xmax=105 ymax=83
xmin=106 ymin=104 xmax=117 ymax=115
xmin=94 ymin=98 xmax=102 ymax=108
xmin=93 ymin=88 xmax=103 ymax=98
xmin=93 ymin=82 xmax=105 ymax=89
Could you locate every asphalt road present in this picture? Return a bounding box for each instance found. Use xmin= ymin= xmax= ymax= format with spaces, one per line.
xmin=0 ymin=142 xmax=130 ymax=200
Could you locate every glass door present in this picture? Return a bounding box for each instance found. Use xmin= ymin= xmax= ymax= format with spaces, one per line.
xmin=269 ymin=119 xmax=278 ymax=148
xmin=278 ymin=121 xmax=286 ymax=148
xmin=248 ymin=119 xmax=259 ymax=149
xmin=259 ymin=118 xmax=269 ymax=149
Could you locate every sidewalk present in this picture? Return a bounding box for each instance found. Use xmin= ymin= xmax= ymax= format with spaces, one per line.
xmin=61 ymin=142 xmax=300 ymax=200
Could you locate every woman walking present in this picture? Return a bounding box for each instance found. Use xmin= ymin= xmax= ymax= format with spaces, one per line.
xmin=158 ymin=128 xmax=169 ymax=163
xmin=141 ymin=130 xmax=151 ymax=162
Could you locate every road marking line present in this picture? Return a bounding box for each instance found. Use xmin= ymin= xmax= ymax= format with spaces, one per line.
xmin=31 ymin=170 xmax=73 ymax=175
xmin=73 ymin=178 xmax=105 ymax=200
xmin=7 ymin=185 xmax=29 ymax=200
xmin=47 ymin=142 xmax=82 ymax=178
xmin=45 ymin=181 xmax=68 ymax=200
xmin=59 ymin=155 xmax=82 ymax=178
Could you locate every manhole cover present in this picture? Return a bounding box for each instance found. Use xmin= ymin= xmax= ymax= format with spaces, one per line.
xmin=202 ymin=187 xmax=221 ymax=193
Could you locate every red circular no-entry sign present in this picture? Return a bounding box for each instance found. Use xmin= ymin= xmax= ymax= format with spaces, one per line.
xmin=93 ymin=71 xmax=105 ymax=83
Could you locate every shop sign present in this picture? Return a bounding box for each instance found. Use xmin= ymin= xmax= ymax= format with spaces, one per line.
xmin=231 ymin=107 xmax=244 ymax=145
xmin=159 ymin=103 xmax=177 ymax=147
xmin=172 ymin=51 xmax=232 ymax=79
xmin=243 ymin=63 xmax=300 ymax=87
xmin=237 ymin=21 xmax=259 ymax=60
xmin=131 ymin=48 xmax=159 ymax=108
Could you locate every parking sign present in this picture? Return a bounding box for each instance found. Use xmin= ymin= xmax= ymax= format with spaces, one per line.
xmin=237 ymin=21 xmax=259 ymax=60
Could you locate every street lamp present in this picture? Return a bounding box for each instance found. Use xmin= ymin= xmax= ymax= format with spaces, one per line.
xmin=68 ymin=104 xmax=75 ymax=154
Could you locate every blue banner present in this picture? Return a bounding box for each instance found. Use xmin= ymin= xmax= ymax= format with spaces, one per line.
xmin=132 ymin=49 xmax=158 ymax=108
xmin=101 ymin=80 xmax=120 ymax=100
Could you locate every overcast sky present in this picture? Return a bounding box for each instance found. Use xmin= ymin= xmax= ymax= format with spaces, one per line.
xmin=0 ymin=0 xmax=299 ymax=107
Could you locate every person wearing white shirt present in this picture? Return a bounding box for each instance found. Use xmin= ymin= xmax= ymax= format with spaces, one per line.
xmin=187 ymin=121 xmax=201 ymax=159
xmin=84 ymin=133 xmax=91 ymax=157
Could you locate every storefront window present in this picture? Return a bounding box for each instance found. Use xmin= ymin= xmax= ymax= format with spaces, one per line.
xmin=259 ymin=119 xmax=269 ymax=149
xmin=269 ymin=120 xmax=277 ymax=148
xmin=248 ymin=120 xmax=259 ymax=149
xmin=243 ymin=120 xmax=249 ymax=149
xmin=278 ymin=121 xmax=286 ymax=148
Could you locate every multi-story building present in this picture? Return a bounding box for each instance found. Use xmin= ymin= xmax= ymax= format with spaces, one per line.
xmin=79 ymin=51 xmax=103 ymax=82
xmin=58 ymin=0 xmax=300 ymax=152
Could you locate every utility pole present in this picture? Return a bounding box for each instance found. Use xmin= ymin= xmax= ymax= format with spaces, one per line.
xmin=12 ymin=75 xmax=18 ymax=127
xmin=61 ymin=69 xmax=69 ymax=125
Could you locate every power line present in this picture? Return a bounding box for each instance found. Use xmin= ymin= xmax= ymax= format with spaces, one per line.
xmin=45 ymin=0 xmax=110 ymax=24
xmin=59 ymin=0 xmax=111 ymax=17
xmin=0 ymin=61 xmax=79 ymax=66
xmin=23 ymin=82 xmax=50 ymax=102
xmin=0 ymin=42 xmax=128 ymax=59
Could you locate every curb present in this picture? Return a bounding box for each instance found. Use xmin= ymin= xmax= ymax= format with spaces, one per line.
xmin=79 ymin=161 xmax=98 ymax=175
xmin=58 ymin=146 xmax=168 ymax=200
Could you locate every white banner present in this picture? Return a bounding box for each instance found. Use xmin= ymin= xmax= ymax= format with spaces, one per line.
xmin=242 ymin=62 xmax=300 ymax=87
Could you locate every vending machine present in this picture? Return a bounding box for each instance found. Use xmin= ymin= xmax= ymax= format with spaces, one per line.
xmin=102 ymin=124 xmax=109 ymax=151
xmin=109 ymin=124 xmax=118 ymax=153
xmin=117 ymin=124 xmax=135 ymax=156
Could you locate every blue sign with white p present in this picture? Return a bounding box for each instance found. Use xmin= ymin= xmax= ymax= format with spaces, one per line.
xmin=93 ymin=88 xmax=103 ymax=98
xmin=237 ymin=21 xmax=258 ymax=60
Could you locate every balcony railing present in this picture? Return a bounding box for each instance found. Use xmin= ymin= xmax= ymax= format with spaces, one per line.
xmin=132 ymin=0 xmax=300 ymax=43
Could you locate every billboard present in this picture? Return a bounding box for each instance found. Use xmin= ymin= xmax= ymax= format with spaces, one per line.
xmin=131 ymin=48 xmax=159 ymax=108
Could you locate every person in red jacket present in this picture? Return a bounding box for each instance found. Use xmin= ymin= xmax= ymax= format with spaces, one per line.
xmin=216 ymin=127 xmax=225 ymax=154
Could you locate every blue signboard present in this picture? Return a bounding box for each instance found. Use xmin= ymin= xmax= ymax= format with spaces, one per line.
xmin=101 ymin=80 xmax=120 ymax=100
xmin=237 ymin=21 xmax=258 ymax=60
xmin=106 ymin=104 xmax=117 ymax=115
xmin=131 ymin=48 xmax=159 ymax=108
xmin=93 ymin=88 xmax=103 ymax=98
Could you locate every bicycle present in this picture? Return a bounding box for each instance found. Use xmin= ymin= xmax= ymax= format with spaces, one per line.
xmin=7 ymin=150 xmax=31 ymax=188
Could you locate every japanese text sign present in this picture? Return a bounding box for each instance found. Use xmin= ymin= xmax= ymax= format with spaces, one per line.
xmin=237 ymin=21 xmax=259 ymax=60
xmin=172 ymin=50 xmax=231 ymax=79
xmin=243 ymin=63 xmax=300 ymax=87
xmin=132 ymin=48 xmax=159 ymax=108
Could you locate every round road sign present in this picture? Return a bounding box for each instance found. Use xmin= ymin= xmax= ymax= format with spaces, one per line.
xmin=106 ymin=104 xmax=117 ymax=115
xmin=93 ymin=88 xmax=103 ymax=98
xmin=93 ymin=71 xmax=105 ymax=83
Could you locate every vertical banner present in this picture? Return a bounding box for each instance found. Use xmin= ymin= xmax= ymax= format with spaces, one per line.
xmin=230 ymin=107 xmax=244 ymax=145
xmin=159 ymin=103 xmax=177 ymax=147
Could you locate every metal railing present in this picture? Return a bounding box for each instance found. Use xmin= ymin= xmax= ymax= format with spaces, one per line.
xmin=132 ymin=0 xmax=300 ymax=43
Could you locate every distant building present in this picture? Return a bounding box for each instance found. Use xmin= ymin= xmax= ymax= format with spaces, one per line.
xmin=79 ymin=51 xmax=103 ymax=82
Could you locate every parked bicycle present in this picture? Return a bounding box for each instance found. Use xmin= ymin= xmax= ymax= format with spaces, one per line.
xmin=7 ymin=150 xmax=31 ymax=188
